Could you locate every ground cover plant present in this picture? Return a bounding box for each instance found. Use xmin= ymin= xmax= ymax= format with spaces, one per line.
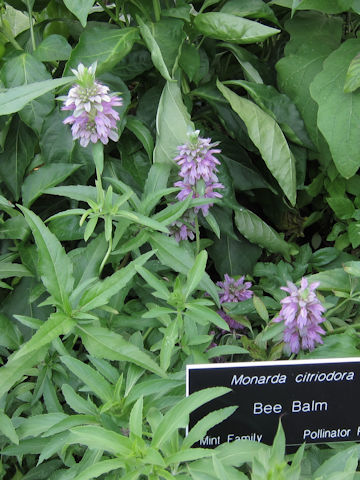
xmin=2 ymin=0 xmax=360 ymax=477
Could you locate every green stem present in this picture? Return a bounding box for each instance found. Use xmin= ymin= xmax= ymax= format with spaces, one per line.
xmin=26 ymin=0 xmax=36 ymax=51
xmin=99 ymin=235 xmax=112 ymax=275
xmin=328 ymin=322 xmax=360 ymax=335
xmin=195 ymin=215 xmax=200 ymax=256
xmin=152 ymin=0 xmax=161 ymax=22
xmin=98 ymin=0 xmax=123 ymax=26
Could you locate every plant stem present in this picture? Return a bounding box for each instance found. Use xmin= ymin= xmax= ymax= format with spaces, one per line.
xmin=26 ymin=0 xmax=36 ymax=51
xmin=195 ymin=215 xmax=200 ymax=256
xmin=328 ymin=322 xmax=360 ymax=335
xmin=152 ymin=0 xmax=161 ymax=22
xmin=99 ymin=235 xmax=112 ymax=275
xmin=98 ymin=0 xmax=123 ymax=26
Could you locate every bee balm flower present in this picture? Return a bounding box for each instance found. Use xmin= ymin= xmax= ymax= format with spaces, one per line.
xmin=274 ymin=277 xmax=326 ymax=354
xmin=61 ymin=63 xmax=122 ymax=147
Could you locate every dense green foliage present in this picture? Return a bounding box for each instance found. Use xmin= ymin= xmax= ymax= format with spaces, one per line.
xmin=2 ymin=0 xmax=360 ymax=478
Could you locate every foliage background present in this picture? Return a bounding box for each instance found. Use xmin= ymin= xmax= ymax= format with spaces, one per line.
xmin=1 ymin=0 xmax=360 ymax=478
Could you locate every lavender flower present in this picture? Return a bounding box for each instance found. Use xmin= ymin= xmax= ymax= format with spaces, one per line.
xmin=273 ymin=277 xmax=326 ymax=354
xmin=61 ymin=63 xmax=122 ymax=147
xmin=174 ymin=130 xmax=224 ymax=216
xmin=217 ymin=274 xmax=253 ymax=303
xmin=169 ymin=210 xmax=196 ymax=242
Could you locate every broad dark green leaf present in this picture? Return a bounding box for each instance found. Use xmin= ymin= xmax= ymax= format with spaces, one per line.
xmin=230 ymin=79 xmax=312 ymax=148
xmin=310 ymin=39 xmax=360 ymax=178
xmin=221 ymin=0 xmax=279 ymax=26
xmin=272 ymin=0 xmax=352 ymax=14
xmin=22 ymin=163 xmax=81 ymax=207
xmin=276 ymin=12 xmax=342 ymax=160
xmin=63 ymin=0 xmax=95 ymax=27
xmin=78 ymin=325 xmax=165 ymax=377
xmin=220 ymin=43 xmax=263 ymax=83
xmin=217 ymin=81 xmax=296 ymax=205
xmin=234 ymin=206 xmax=295 ymax=259
xmin=153 ymin=80 xmax=194 ymax=165
xmin=19 ymin=206 xmax=75 ymax=312
xmin=0 ymin=75 xmax=74 ymax=116
xmin=34 ymin=34 xmax=72 ymax=62
xmin=193 ymin=12 xmax=279 ymax=44
xmin=179 ymin=42 xmax=201 ymax=82
xmin=0 ymin=117 xmax=36 ymax=200
xmin=65 ymin=25 xmax=139 ymax=75
xmin=2 ymin=53 xmax=54 ymax=134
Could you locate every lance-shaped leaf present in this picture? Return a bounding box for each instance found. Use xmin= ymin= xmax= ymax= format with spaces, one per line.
xmin=78 ymin=325 xmax=165 ymax=377
xmin=18 ymin=206 xmax=75 ymax=312
xmin=77 ymin=250 xmax=155 ymax=311
xmin=0 ymin=76 xmax=74 ymax=116
xmin=217 ymin=80 xmax=296 ymax=205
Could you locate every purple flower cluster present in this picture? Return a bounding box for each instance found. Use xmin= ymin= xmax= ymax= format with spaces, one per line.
xmin=174 ymin=131 xmax=224 ymax=216
xmin=216 ymin=274 xmax=253 ymax=331
xmin=274 ymin=277 xmax=325 ymax=354
xmin=61 ymin=63 xmax=122 ymax=147
xmin=169 ymin=210 xmax=195 ymax=242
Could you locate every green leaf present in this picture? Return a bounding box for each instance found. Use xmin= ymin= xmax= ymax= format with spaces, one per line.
xmin=220 ymin=0 xmax=279 ymax=26
xmin=151 ymin=387 xmax=231 ymax=448
xmin=129 ymin=396 xmax=143 ymax=439
xmin=194 ymin=12 xmax=279 ymax=43
xmin=313 ymin=445 xmax=358 ymax=478
xmin=68 ymin=425 xmax=132 ymax=455
xmin=217 ymin=80 xmax=296 ymax=205
xmin=62 ymin=384 xmax=98 ymax=415
xmin=34 ymin=34 xmax=72 ymax=62
xmin=77 ymin=250 xmax=154 ymax=311
xmin=0 ymin=410 xmax=19 ymax=444
xmin=344 ymin=53 xmax=360 ymax=93
xmin=0 ymin=263 xmax=32 ymax=280
xmin=186 ymin=303 xmax=229 ymax=331
xmin=276 ymin=12 xmax=342 ymax=159
xmin=126 ymin=116 xmax=154 ymax=160
xmin=115 ymin=210 xmax=169 ymax=233
xmin=207 ymin=345 xmax=248 ymax=358
xmin=307 ymin=269 xmax=351 ymax=292
xmin=12 ymin=312 xmax=75 ymax=361
xmin=72 ymin=458 xmax=125 ymax=480
xmin=2 ymin=53 xmax=54 ymax=134
xmin=233 ymin=205 xmax=295 ymax=259
xmin=63 ymin=0 xmax=95 ymax=27
xmin=0 ymin=117 xmax=36 ymax=201
xmin=184 ymin=250 xmax=208 ymax=300
xmin=65 ymin=25 xmax=139 ymax=75
xmin=160 ymin=316 xmax=179 ymax=372
xmin=310 ymin=39 xmax=360 ymax=178
xmin=0 ymin=346 xmax=47 ymax=399
xmin=229 ymin=79 xmax=312 ymax=147
xmin=327 ymin=196 xmax=355 ymax=219
xmin=137 ymin=16 xmax=172 ymax=81
xmin=0 ymin=314 xmax=21 ymax=349
xmin=149 ymin=232 xmax=219 ymax=306
xmin=153 ymin=80 xmax=194 ymax=165
xmin=78 ymin=325 xmax=165 ymax=377
xmin=61 ymin=356 xmax=114 ymax=403
xmin=22 ymin=163 xmax=81 ymax=207
xmin=182 ymin=406 xmax=237 ymax=450
xmin=18 ymin=206 xmax=75 ymax=312
xmin=272 ymin=0 xmax=352 ymax=14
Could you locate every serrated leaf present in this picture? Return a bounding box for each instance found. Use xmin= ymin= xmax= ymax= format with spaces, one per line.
xmin=217 ymin=80 xmax=296 ymax=205
xmin=77 ymin=250 xmax=154 ymax=311
xmin=151 ymin=387 xmax=231 ymax=448
xmin=18 ymin=206 xmax=75 ymax=312
xmin=78 ymin=325 xmax=165 ymax=377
